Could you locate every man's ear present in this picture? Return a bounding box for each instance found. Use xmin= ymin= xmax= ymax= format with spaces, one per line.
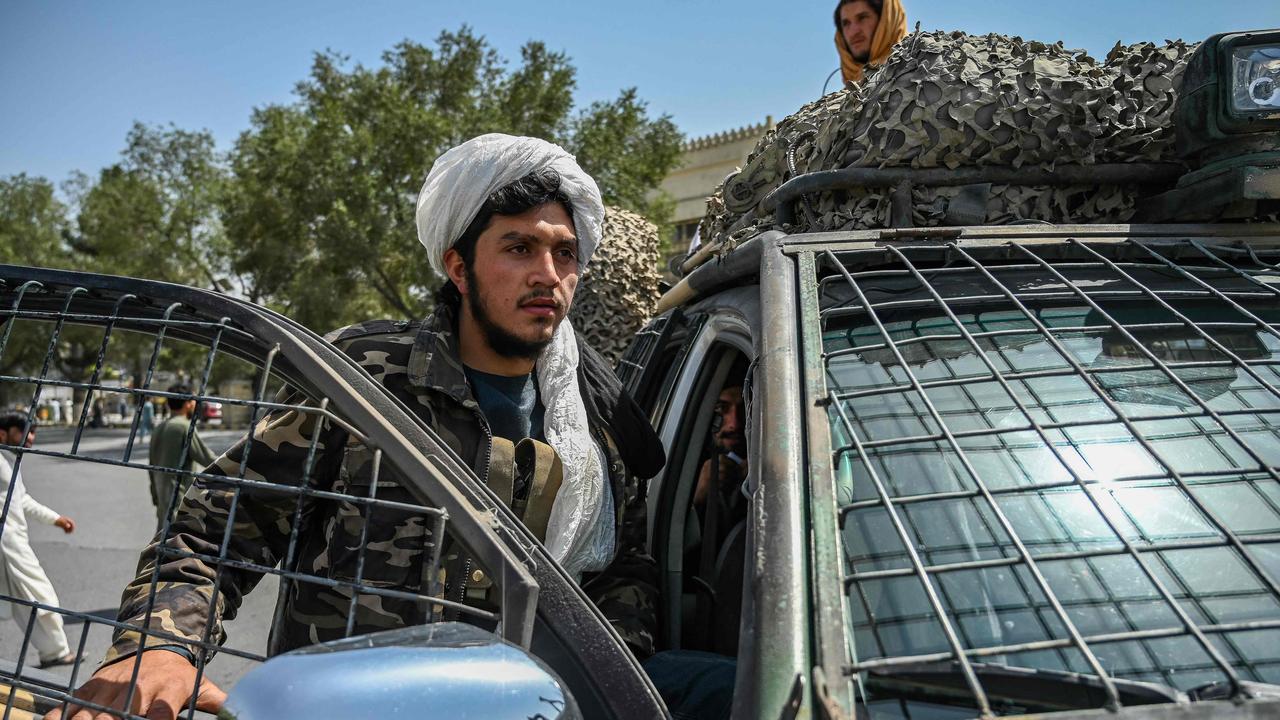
xmin=442 ymin=248 xmax=468 ymax=296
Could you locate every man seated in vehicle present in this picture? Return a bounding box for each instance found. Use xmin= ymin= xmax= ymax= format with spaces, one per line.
xmin=693 ymin=385 xmax=748 ymax=521
xmin=833 ymin=0 xmax=908 ymax=85
xmin=689 ymin=383 xmax=750 ymax=608
xmin=49 ymin=134 xmax=666 ymax=720
xmin=647 ymin=384 xmax=751 ymax=720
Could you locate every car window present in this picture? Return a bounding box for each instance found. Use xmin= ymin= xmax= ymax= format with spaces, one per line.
xmin=617 ymin=309 xmax=706 ymax=430
xmin=617 ymin=309 xmax=682 ymax=416
xmin=666 ymin=348 xmax=750 ymax=655
xmin=633 ymin=305 xmax=754 ymax=652
xmin=811 ymin=241 xmax=1280 ymax=717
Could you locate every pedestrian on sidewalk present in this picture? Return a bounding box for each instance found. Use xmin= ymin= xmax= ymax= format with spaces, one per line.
xmin=0 ymin=412 xmax=77 ymax=669
xmin=138 ymin=396 xmax=155 ymax=442
xmin=148 ymin=385 xmax=217 ymax=530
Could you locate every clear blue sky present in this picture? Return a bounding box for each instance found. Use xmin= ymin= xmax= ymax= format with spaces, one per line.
xmin=2 ymin=1 xmax=1278 ymax=185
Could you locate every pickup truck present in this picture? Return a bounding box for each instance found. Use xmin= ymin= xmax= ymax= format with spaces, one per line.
xmin=2 ymin=25 xmax=1279 ymax=720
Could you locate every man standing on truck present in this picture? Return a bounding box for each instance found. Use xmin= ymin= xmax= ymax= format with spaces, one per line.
xmin=834 ymin=0 xmax=908 ymax=85
xmin=49 ymin=134 xmax=666 ymax=719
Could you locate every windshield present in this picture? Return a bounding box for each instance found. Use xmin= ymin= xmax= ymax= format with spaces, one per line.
xmin=816 ymin=242 xmax=1280 ymax=718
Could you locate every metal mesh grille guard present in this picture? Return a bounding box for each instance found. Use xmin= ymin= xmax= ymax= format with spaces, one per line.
xmin=807 ymin=236 xmax=1280 ymax=716
xmin=0 ymin=267 xmax=538 ymax=719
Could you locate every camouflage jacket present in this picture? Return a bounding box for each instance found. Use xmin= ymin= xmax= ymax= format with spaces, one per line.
xmin=107 ymin=303 xmax=663 ymax=665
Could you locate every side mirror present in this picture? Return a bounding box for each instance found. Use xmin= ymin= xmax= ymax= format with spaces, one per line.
xmin=221 ymin=623 xmax=580 ymax=720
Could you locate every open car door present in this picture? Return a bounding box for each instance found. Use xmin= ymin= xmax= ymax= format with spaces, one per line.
xmin=0 ymin=265 xmax=665 ymax=719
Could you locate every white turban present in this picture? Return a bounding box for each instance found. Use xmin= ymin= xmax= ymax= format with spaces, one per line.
xmin=414 ymin=134 xmax=615 ymax=578
xmin=415 ymin=133 xmax=605 ymax=279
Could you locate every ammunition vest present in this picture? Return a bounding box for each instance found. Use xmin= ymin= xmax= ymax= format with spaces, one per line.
xmin=444 ymin=436 xmax=565 ymax=608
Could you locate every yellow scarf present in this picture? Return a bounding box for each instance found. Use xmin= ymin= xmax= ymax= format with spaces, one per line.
xmin=834 ymin=0 xmax=908 ymax=86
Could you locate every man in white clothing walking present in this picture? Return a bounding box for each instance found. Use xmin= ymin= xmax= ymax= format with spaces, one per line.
xmin=0 ymin=412 xmax=77 ymax=668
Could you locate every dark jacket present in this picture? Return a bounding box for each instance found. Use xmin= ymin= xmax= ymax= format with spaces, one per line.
xmin=106 ymin=303 xmax=664 ymax=665
xmin=146 ymin=415 xmax=216 ymax=505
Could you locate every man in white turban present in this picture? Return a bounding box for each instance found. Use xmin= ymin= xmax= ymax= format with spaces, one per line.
xmin=417 ymin=134 xmax=661 ymax=577
xmin=56 ymin=134 xmax=666 ymax=720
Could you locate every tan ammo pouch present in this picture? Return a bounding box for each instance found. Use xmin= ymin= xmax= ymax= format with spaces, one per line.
xmin=449 ymin=437 xmax=564 ymax=605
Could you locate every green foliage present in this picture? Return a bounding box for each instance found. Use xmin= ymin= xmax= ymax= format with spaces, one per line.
xmin=569 ymin=88 xmax=683 ymax=225
xmin=59 ymin=124 xmax=231 ymax=390
xmin=0 ymin=126 xmax=231 ymax=396
xmin=0 ymin=174 xmax=72 ymax=267
xmin=0 ymin=175 xmax=75 ymax=404
xmin=71 ymin=123 xmax=228 ymax=287
xmin=224 ymin=27 xmax=683 ymax=330
xmin=5 ymin=25 xmax=685 ymax=345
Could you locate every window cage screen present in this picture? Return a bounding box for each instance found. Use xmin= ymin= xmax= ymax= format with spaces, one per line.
xmin=806 ymin=236 xmax=1280 ymax=717
xmin=615 ymin=311 xmax=678 ymax=394
xmin=0 ymin=269 xmax=532 ymax=719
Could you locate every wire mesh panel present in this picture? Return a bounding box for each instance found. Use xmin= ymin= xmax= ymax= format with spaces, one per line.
xmin=805 ymin=236 xmax=1280 ymax=718
xmin=0 ymin=269 xmax=536 ymax=719
xmin=616 ymin=310 xmax=680 ymax=396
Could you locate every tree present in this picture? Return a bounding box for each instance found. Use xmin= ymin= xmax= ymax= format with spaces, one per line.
xmin=569 ymin=88 xmax=683 ymax=225
xmin=72 ymin=123 xmax=229 ymax=288
xmin=0 ymin=175 xmax=74 ymax=407
xmin=223 ymin=26 xmax=683 ymax=331
xmin=219 ymin=105 xmax=314 ymax=307
xmin=3 ymin=26 xmax=684 ymax=340
xmin=0 ymin=174 xmax=72 ymax=267
xmin=48 ymin=125 xmax=232 ymax=401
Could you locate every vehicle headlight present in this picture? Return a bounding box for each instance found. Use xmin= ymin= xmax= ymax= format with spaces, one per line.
xmin=1176 ymin=29 xmax=1280 ymax=168
xmin=1231 ymin=44 xmax=1280 ymax=113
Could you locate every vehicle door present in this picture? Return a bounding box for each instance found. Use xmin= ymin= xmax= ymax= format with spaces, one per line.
xmin=0 ymin=265 xmax=664 ymax=719
xmin=617 ymin=287 xmax=781 ymax=703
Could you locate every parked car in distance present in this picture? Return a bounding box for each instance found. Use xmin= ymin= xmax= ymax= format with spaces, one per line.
xmin=198 ymin=400 xmax=223 ymax=427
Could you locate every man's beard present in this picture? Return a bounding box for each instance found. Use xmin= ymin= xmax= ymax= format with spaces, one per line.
xmin=464 ymin=264 xmax=557 ymax=360
xmin=852 ymin=50 xmax=870 ymax=63
xmin=716 ymin=433 xmax=746 ymax=456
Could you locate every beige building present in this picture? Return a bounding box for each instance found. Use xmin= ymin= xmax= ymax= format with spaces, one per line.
xmin=659 ymin=117 xmax=774 ymax=251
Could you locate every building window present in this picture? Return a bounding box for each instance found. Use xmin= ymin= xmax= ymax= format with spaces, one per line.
xmin=672 ymin=221 xmax=700 ymax=250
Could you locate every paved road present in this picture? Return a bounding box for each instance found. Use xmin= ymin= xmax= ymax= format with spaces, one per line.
xmin=0 ymin=426 xmax=278 ymax=710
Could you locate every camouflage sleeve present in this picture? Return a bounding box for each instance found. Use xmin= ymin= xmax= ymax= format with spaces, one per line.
xmin=581 ymin=468 xmax=658 ymax=659
xmin=105 ymin=399 xmax=342 ymax=666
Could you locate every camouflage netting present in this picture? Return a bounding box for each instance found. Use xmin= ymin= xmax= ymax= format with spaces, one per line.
xmin=699 ymin=29 xmax=1199 ymax=249
xmin=570 ymin=207 xmax=662 ymax=364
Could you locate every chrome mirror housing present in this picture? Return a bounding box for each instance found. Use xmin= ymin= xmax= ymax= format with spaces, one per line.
xmin=221 ymin=623 xmax=579 ymax=720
